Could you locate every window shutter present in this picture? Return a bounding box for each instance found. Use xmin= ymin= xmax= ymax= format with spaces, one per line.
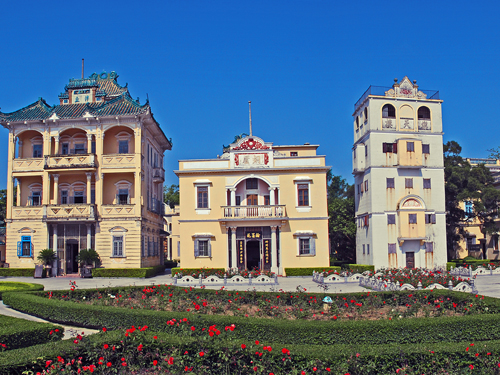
xmin=432 ymin=214 xmax=436 ymax=224
xmin=364 ymin=216 xmax=368 ymax=227
xmin=194 ymin=239 xmax=199 ymax=257
xmin=393 ymin=142 xmax=397 ymax=153
xmin=208 ymin=240 xmax=212 ymax=257
xmin=310 ymin=238 xmax=316 ymax=256
xmin=30 ymin=242 xmax=33 ymax=257
xmin=17 ymin=241 xmax=22 ymax=256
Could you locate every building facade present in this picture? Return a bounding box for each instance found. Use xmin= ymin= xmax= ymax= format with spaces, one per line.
xmin=0 ymin=71 xmax=171 ymax=273
xmin=353 ymin=77 xmax=447 ymax=269
xmin=175 ymin=135 xmax=330 ymax=275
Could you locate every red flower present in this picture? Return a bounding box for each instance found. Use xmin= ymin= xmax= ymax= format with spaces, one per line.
xmin=241 ymin=344 xmax=246 ymax=349
xmin=106 ymin=362 xmax=112 ymax=367
xmin=103 ymin=344 xmax=109 ymax=349
xmin=102 ymin=327 xmax=107 ymax=332
xmin=191 ymin=326 xmax=196 ymax=331
xmin=167 ymin=357 xmax=174 ymax=365
xmin=199 ymin=352 xmax=204 ymax=357
xmin=153 ymin=360 xmax=158 ymax=366
xmin=255 ymin=340 xmax=260 ymax=345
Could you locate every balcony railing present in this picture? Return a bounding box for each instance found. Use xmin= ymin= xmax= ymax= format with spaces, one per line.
xmin=101 ymin=204 xmax=136 ymax=218
xmin=44 ymin=154 xmax=96 ymax=169
xmin=153 ymin=167 xmax=165 ymax=182
xmin=101 ymin=154 xmax=136 ymax=169
xmin=12 ymin=158 xmax=44 ymax=172
xmin=46 ymin=204 xmax=95 ymax=220
xmin=354 ymin=85 xmax=440 ymax=111
xmin=222 ymin=205 xmax=287 ymax=219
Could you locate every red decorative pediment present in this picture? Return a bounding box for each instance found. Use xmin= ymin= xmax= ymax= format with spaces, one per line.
xmin=233 ymin=137 xmax=269 ymax=150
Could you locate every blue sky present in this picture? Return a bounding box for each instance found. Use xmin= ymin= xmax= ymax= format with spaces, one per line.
xmin=1 ymin=0 xmax=499 ymax=188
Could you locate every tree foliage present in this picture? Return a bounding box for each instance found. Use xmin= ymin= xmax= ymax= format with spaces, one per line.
xmin=327 ymin=171 xmax=356 ymax=261
xmin=163 ymin=184 xmax=180 ymax=209
xmin=0 ymin=189 xmax=6 ymax=223
xmin=444 ymin=141 xmax=500 ymax=259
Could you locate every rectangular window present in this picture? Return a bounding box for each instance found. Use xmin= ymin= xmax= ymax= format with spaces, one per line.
xmin=31 ymin=191 xmax=41 ymax=206
xmin=61 ymin=143 xmax=69 ymax=155
xmin=409 ymin=214 xmax=417 ymax=224
xmin=465 ymin=201 xmax=473 ymax=218
xmin=353 ymin=148 xmax=356 ymax=159
xmin=362 ymin=244 xmax=365 ymax=255
xmin=367 ymin=244 xmax=370 ymax=255
xmin=197 ymin=187 xmax=208 ymax=208
xmin=119 ymin=140 xmax=129 ymax=154
xmin=298 ymin=184 xmax=309 ymax=206
xmin=422 ymin=144 xmax=430 ymax=154
xmin=264 ymin=195 xmax=270 ymax=205
xmin=383 ymin=143 xmax=398 ymax=153
xmin=425 ymin=214 xmax=436 ymax=224
xmin=235 ymin=196 xmax=241 ymax=206
xmin=364 ymin=180 xmax=368 ymax=192
xmin=246 ymin=178 xmax=258 ymax=190
xmin=113 ymin=236 xmax=123 ymax=257
xmin=405 ymin=178 xmax=413 ymax=188
xmin=91 ymin=189 xmax=95 ymax=204
xmin=18 ymin=236 xmax=32 ymax=257
xmin=118 ymin=189 xmax=129 ymax=204
xmin=387 ymin=214 xmax=396 ymax=224
xmin=290 ymin=152 xmax=298 ymax=157
xmin=407 ymin=142 xmax=415 ymax=152
xmin=196 ymin=239 xmax=210 ymax=257
xmin=91 ymin=141 xmax=96 ymax=154
xmin=300 ymin=238 xmax=310 ymax=255
xmin=61 ymin=190 xmax=68 ymax=204
xmin=493 ymin=236 xmax=499 ymax=252
xmin=365 ymin=145 xmax=368 ymax=157
xmin=74 ymin=191 xmax=84 ymax=204
xmin=357 ymin=184 xmax=360 ymax=195
xmin=33 ymin=144 xmax=42 ymax=158
xmin=423 ymin=179 xmax=431 ymax=189
xmin=74 ymin=143 xmax=85 ymax=154
xmin=387 ymin=178 xmax=395 ymax=189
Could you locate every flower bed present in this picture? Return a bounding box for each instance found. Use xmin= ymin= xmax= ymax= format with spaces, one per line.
xmin=371 ymin=268 xmax=471 ymax=288
xmin=171 ymin=267 xmax=274 ymax=279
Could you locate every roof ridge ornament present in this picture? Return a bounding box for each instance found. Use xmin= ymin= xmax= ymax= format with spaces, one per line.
xmin=385 ymin=77 xmax=427 ymax=99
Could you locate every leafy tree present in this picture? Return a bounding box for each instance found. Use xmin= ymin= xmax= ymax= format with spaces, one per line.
xmin=327 ymin=171 xmax=356 ymax=262
xmin=0 ymin=189 xmax=6 ymax=223
xmin=444 ymin=141 xmax=500 ymax=259
xmin=163 ymin=184 xmax=180 ymax=209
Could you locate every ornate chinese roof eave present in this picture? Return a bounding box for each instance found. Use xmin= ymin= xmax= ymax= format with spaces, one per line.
xmin=0 ymin=97 xmax=53 ymax=124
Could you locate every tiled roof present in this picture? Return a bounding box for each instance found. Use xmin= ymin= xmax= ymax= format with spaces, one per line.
xmin=0 ymin=98 xmax=52 ymax=122
xmin=0 ymin=94 xmax=149 ymax=122
xmin=65 ymin=78 xmax=99 ymax=90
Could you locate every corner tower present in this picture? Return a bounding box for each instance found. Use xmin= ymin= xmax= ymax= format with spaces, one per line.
xmin=352 ymin=77 xmax=446 ymax=269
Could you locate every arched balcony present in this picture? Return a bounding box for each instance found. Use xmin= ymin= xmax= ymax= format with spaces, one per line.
xmin=101 ymin=126 xmax=137 ymax=170
xmin=221 ymin=177 xmax=286 ymax=219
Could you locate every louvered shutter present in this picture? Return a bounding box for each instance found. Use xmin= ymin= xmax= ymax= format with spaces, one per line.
xmin=310 ymin=238 xmax=316 ymax=256
xmin=194 ymin=240 xmax=199 ymax=257
xmin=30 ymin=241 xmax=33 ymax=257
xmin=393 ymin=142 xmax=398 ymax=153
xmin=17 ymin=241 xmax=22 ymax=256
xmin=208 ymin=240 xmax=212 ymax=257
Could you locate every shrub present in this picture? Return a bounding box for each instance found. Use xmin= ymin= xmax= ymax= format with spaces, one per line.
xmin=348 ymin=264 xmax=375 ymax=273
xmin=92 ymin=265 xmax=164 ymax=278
xmin=0 ymin=282 xmax=44 ymax=300
xmin=447 ymin=261 xmax=457 ymax=270
xmin=0 ymin=315 xmax=63 ymax=351
xmin=0 ymin=269 xmax=35 ymax=277
xmin=284 ymin=267 xmax=341 ymax=276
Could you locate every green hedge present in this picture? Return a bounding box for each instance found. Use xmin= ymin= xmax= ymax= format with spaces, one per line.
xmin=1 ymin=327 xmax=500 ymax=374
xmin=92 ymin=265 xmax=164 ymax=278
xmin=348 ymin=264 xmax=375 ymax=273
xmin=0 ymin=268 xmax=35 ymax=277
xmin=5 ymin=289 xmax=500 ymax=347
xmin=284 ymin=267 xmax=341 ymax=276
xmin=447 ymin=261 xmax=457 ymax=270
xmin=0 ymin=315 xmax=63 ymax=351
xmin=0 ymin=282 xmax=44 ymax=300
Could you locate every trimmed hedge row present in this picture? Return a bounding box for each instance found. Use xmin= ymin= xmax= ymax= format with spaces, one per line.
xmin=171 ymin=267 xmax=225 ymax=277
xmin=284 ymin=267 xmax=341 ymax=276
xmin=0 ymin=315 xmax=63 ymax=351
xmin=5 ymin=289 xmax=500 ymax=347
xmin=92 ymin=265 xmax=164 ymax=278
xmin=0 ymin=282 xmax=44 ymax=300
xmin=348 ymin=264 xmax=374 ymax=273
xmin=1 ymin=328 xmax=500 ymax=374
xmin=0 ymin=268 xmax=35 ymax=277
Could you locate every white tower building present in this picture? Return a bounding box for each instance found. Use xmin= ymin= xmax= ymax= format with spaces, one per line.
xmin=352 ymin=77 xmax=447 ymax=269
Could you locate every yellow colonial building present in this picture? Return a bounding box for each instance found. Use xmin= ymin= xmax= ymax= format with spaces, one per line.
xmin=175 ymin=135 xmax=330 ymax=275
xmin=0 ymin=71 xmax=171 ymax=273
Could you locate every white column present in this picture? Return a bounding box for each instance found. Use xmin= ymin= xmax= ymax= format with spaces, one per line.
xmin=86 ymin=134 xmax=92 ymax=153
xmin=271 ymin=226 xmax=278 ymax=274
xmin=86 ymin=173 xmax=92 ymax=204
xmin=269 ymin=187 xmax=275 ymax=205
xmin=230 ymin=188 xmax=236 ymax=206
xmin=54 ymin=136 xmax=60 ymax=155
xmin=52 ymin=174 xmax=59 ymax=204
xmin=231 ymin=226 xmax=237 ymax=270
xmin=16 ymin=178 xmax=21 ymax=206
xmin=53 ymin=224 xmax=58 ymax=252
xmin=86 ymin=224 xmax=92 ymax=250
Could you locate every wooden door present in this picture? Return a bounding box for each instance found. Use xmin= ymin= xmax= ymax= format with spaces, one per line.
xmin=406 ymin=252 xmax=415 ymax=269
xmin=247 ymin=194 xmax=258 ymax=205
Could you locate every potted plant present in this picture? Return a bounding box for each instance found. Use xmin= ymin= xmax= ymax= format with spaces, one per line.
xmin=76 ymin=249 xmax=100 ymax=278
xmin=36 ymin=249 xmax=57 ymax=278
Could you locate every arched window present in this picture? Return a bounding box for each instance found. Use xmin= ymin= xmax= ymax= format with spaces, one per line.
xmin=382 ymin=104 xmax=396 ymax=119
xmin=418 ymin=106 xmax=431 ymax=120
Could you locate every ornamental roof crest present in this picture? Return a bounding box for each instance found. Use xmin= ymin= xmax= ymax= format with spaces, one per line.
xmin=385 ymin=76 xmax=427 ymax=99
xmin=232 ymin=136 xmax=271 ymax=151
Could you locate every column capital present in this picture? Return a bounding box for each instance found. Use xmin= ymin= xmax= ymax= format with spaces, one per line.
xmin=268 ymin=187 xmax=276 ymax=191
xmin=229 ymin=226 xmax=238 ymax=231
xmin=85 ymin=172 xmax=93 ymax=179
xmin=229 ymin=187 xmax=236 ymax=192
xmin=86 ymin=133 xmax=93 ymax=140
xmin=54 ymin=135 xmax=60 ymax=141
xmin=270 ymin=225 xmax=279 ymax=231
xmin=53 ymin=174 xmax=59 ymax=181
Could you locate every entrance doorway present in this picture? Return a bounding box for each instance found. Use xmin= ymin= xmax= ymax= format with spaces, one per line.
xmin=406 ymin=252 xmax=415 ymax=269
xmin=246 ymin=240 xmax=260 ymax=270
xmin=66 ymin=240 xmax=79 ymax=274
